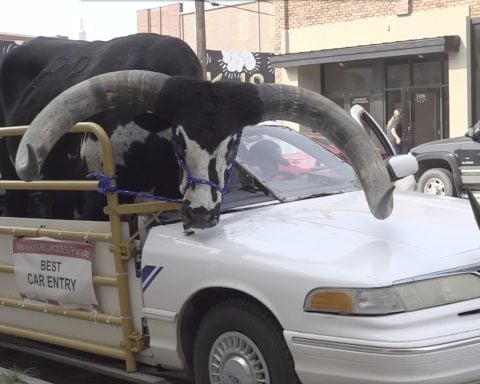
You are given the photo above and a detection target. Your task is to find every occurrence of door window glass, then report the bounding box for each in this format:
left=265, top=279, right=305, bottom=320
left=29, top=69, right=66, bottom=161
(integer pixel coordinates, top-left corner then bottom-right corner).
left=411, top=90, right=439, bottom=146
left=442, top=87, right=449, bottom=139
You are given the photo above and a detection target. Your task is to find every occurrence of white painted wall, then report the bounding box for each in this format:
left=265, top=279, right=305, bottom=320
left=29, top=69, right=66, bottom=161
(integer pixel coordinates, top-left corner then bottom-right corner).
left=279, top=4, right=471, bottom=137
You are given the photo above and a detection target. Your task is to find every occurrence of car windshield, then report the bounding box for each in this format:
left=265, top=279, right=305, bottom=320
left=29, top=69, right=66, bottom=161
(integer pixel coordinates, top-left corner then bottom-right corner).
left=222, top=124, right=361, bottom=211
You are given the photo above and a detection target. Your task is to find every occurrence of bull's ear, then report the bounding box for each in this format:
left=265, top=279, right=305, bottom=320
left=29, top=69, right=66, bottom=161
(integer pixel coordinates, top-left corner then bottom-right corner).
left=133, top=112, right=171, bottom=132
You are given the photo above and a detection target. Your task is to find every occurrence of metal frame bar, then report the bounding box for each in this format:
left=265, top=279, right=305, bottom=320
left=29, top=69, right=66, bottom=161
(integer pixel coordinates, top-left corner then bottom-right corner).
left=0, top=122, right=180, bottom=371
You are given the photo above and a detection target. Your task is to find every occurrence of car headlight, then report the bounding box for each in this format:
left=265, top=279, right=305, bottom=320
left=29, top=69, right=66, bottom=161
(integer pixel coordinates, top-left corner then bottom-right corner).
left=304, top=274, right=480, bottom=315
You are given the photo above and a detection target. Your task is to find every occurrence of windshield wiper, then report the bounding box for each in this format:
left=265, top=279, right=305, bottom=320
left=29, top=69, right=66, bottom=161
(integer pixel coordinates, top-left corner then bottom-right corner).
left=293, top=190, right=346, bottom=201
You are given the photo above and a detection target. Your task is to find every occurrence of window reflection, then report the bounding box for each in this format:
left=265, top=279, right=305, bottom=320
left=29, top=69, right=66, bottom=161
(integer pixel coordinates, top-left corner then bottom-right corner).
left=412, top=61, right=442, bottom=85
left=386, top=63, right=409, bottom=87
left=346, top=66, right=373, bottom=89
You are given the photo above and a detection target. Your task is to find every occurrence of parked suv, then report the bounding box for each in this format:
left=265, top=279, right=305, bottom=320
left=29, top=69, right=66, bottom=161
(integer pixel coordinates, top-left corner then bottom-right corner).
left=410, top=125, right=480, bottom=198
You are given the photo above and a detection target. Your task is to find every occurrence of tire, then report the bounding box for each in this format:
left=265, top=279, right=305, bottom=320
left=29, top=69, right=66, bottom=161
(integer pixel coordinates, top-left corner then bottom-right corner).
left=417, top=168, right=454, bottom=196
left=193, top=299, right=301, bottom=384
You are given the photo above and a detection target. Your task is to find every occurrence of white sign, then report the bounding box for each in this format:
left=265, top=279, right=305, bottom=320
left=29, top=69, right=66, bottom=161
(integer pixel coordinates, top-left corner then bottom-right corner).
left=13, top=237, right=99, bottom=312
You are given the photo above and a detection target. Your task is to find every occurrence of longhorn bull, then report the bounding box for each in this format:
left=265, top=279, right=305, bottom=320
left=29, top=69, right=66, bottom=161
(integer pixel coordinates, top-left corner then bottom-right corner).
left=0, top=33, right=202, bottom=221
left=2, top=35, right=395, bottom=229
left=15, top=69, right=395, bottom=227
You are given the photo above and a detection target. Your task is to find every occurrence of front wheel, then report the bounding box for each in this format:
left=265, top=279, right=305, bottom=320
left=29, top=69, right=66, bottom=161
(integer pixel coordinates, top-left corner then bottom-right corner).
left=193, top=299, right=300, bottom=384
left=417, top=168, right=454, bottom=196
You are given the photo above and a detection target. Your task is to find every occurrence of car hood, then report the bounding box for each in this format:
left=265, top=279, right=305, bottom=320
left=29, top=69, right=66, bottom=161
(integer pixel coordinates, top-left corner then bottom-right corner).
left=148, top=191, right=480, bottom=287
left=411, top=136, right=471, bottom=153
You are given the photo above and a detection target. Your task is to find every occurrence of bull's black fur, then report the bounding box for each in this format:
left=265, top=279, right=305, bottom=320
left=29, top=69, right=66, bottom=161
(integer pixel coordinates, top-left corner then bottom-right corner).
left=0, top=33, right=204, bottom=219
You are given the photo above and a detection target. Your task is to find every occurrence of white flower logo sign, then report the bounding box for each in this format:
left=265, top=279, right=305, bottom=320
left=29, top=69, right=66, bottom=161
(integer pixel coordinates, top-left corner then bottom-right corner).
left=219, top=50, right=260, bottom=80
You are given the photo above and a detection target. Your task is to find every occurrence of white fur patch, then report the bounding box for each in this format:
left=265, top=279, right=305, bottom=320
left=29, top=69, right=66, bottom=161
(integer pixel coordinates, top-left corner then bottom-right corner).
left=80, top=122, right=172, bottom=172
left=177, top=125, right=235, bottom=210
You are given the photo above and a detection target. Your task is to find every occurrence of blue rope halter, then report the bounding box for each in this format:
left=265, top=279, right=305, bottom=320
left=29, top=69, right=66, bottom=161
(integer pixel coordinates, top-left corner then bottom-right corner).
left=87, top=133, right=241, bottom=202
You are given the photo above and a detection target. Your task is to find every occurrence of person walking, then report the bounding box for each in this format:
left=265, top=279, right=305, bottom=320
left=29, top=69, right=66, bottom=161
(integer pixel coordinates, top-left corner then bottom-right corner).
left=387, top=109, right=403, bottom=154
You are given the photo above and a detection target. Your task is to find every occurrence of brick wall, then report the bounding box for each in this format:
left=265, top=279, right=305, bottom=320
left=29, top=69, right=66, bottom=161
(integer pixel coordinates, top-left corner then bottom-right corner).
left=137, top=1, right=274, bottom=53
left=137, top=3, right=182, bottom=37
left=274, top=0, right=394, bottom=31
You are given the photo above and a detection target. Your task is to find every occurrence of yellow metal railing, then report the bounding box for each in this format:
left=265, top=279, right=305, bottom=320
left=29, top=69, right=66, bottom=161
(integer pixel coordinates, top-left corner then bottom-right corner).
left=0, top=122, right=181, bottom=372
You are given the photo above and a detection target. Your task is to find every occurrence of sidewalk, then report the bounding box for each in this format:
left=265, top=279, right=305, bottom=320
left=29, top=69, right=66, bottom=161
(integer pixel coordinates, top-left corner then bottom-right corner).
left=0, top=367, right=52, bottom=384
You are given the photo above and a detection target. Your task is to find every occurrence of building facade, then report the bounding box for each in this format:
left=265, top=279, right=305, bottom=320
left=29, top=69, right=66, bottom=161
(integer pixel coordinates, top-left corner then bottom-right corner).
left=137, top=2, right=274, bottom=53
left=272, top=0, right=480, bottom=151
left=136, top=1, right=275, bottom=84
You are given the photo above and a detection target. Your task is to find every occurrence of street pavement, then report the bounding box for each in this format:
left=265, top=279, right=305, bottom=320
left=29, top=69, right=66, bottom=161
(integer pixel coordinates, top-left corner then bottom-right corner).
left=0, top=348, right=191, bottom=384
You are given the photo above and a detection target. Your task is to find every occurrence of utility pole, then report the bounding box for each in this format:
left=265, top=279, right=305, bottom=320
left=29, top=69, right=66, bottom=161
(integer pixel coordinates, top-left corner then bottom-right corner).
left=195, top=0, right=207, bottom=79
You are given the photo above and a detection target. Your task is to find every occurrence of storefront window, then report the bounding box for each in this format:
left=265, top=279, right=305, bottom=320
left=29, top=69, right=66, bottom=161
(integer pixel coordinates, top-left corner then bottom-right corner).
left=346, top=66, right=373, bottom=90
left=412, top=60, right=442, bottom=85
left=386, top=63, right=409, bottom=88
left=324, top=63, right=344, bottom=93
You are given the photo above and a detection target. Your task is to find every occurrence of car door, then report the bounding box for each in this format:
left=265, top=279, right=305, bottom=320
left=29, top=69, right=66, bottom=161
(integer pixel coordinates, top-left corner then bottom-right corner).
left=350, top=104, right=418, bottom=189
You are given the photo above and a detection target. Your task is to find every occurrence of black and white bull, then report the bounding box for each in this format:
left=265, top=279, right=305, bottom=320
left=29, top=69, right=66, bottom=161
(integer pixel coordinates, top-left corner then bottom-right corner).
left=4, top=36, right=395, bottom=229
left=0, top=33, right=202, bottom=221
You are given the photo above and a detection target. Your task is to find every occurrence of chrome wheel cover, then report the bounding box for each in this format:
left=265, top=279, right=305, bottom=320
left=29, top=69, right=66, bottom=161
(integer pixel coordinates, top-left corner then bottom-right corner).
left=424, top=178, right=446, bottom=195
left=208, top=331, right=270, bottom=384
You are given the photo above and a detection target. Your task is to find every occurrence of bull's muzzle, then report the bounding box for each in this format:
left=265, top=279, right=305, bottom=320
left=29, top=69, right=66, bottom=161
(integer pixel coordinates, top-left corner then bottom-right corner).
left=181, top=203, right=221, bottom=229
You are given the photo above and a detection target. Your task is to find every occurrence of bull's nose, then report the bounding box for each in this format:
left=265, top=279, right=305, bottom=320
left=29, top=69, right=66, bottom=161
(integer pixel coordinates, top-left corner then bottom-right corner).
left=182, top=205, right=219, bottom=229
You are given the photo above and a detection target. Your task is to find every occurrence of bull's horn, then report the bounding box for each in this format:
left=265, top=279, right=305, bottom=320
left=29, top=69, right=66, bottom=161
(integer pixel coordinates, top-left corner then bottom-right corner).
left=257, top=84, right=394, bottom=220
left=15, top=70, right=171, bottom=181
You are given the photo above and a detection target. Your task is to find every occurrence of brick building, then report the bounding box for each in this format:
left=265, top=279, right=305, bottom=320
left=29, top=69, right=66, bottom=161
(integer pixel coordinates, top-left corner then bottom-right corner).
left=137, top=1, right=275, bottom=83
left=137, top=0, right=480, bottom=148
left=137, top=2, right=274, bottom=52
left=272, top=0, right=480, bottom=151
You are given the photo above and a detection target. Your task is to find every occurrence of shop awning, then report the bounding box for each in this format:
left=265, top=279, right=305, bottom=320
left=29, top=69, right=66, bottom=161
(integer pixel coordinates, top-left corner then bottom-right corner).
left=270, top=35, right=460, bottom=68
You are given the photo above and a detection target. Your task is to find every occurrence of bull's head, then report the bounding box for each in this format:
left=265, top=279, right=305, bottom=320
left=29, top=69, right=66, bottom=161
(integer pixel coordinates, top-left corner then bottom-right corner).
left=15, top=70, right=394, bottom=229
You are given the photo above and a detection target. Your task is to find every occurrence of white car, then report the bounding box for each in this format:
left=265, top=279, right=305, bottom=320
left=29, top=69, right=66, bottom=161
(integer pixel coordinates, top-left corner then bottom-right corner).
left=139, top=118, right=480, bottom=384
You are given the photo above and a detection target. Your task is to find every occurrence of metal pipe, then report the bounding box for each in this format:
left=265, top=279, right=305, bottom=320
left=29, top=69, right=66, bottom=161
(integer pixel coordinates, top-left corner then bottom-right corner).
left=0, top=297, right=122, bottom=326
left=0, top=226, right=111, bottom=242
left=90, top=122, right=139, bottom=372
left=0, top=180, right=98, bottom=191
left=0, top=324, right=126, bottom=360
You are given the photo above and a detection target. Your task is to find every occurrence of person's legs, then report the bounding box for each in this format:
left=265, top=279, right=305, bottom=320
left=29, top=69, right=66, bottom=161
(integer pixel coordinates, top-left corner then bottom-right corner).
left=393, top=142, right=402, bottom=154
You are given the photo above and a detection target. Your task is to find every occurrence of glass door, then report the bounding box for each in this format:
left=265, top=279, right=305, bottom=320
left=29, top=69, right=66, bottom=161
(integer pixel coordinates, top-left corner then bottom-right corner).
left=385, top=90, right=408, bottom=153
left=408, top=88, right=440, bottom=148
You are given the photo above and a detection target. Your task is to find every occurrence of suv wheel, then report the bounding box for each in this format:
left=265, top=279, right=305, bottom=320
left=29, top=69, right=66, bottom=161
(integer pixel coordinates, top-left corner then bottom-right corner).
left=417, top=168, right=454, bottom=196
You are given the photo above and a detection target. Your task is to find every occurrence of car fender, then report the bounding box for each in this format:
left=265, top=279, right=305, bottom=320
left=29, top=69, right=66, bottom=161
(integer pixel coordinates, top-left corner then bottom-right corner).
left=414, top=151, right=462, bottom=196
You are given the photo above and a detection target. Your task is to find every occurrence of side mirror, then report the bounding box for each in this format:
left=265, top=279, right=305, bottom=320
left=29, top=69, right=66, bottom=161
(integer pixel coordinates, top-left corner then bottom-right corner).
left=385, top=154, right=418, bottom=181
left=349, top=104, right=395, bottom=157
left=350, top=104, right=419, bottom=181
